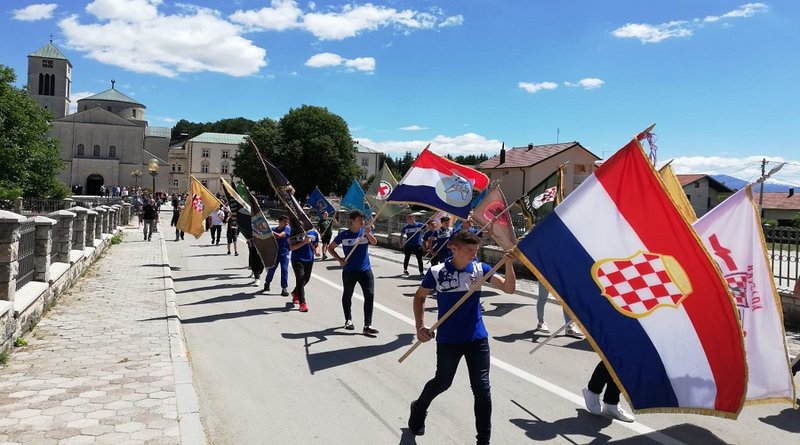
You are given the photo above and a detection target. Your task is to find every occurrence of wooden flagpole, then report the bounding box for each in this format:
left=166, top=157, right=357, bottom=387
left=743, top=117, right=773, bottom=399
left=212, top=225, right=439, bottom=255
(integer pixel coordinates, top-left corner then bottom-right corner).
left=528, top=322, right=570, bottom=355
left=342, top=200, right=388, bottom=263
left=398, top=258, right=507, bottom=363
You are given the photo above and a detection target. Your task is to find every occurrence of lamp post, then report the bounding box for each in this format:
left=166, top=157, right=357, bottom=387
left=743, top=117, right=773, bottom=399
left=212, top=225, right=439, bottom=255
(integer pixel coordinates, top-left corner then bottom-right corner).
left=131, top=169, right=142, bottom=189
left=147, top=159, right=160, bottom=233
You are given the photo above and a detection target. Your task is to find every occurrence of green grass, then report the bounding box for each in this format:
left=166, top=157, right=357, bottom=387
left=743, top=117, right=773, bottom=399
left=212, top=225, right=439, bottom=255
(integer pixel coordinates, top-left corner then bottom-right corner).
left=0, top=352, right=8, bottom=365
left=111, top=233, right=124, bottom=244
left=13, top=337, right=27, bottom=347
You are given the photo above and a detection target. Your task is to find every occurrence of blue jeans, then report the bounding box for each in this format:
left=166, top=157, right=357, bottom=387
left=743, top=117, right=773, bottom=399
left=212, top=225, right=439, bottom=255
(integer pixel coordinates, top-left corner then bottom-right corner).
left=266, top=253, right=290, bottom=289
left=536, top=281, right=571, bottom=325
left=415, top=337, right=491, bottom=445
left=341, top=269, right=375, bottom=325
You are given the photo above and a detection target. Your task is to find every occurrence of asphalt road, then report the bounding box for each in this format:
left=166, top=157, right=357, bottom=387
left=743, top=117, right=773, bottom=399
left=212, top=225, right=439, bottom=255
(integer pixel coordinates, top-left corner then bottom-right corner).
left=165, top=233, right=800, bottom=445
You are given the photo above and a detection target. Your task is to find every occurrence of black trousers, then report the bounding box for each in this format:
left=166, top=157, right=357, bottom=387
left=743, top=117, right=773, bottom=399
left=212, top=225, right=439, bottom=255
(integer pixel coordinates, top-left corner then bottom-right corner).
left=291, top=261, right=314, bottom=303
left=588, top=361, right=621, bottom=405
left=210, top=225, right=222, bottom=243
left=403, top=245, right=424, bottom=274
left=341, top=270, right=375, bottom=326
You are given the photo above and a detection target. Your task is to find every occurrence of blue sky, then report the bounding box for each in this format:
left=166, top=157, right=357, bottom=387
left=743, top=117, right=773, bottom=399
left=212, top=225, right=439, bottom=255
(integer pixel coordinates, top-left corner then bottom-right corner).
left=2, top=0, right=799, bottom=186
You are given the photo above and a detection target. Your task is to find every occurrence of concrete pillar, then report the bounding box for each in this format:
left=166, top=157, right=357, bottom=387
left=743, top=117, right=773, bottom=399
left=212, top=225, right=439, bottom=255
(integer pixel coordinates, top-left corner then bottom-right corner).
left=47, top=210, right=75, bottom=263
left=71, top=206, right=88, bottom=251
left=122, top=203, right=132, bottom=225
left=32, top=216, right=56, bottom=282
left=62, top=197, right=74, bottom=210
left=95, top=207, right=107, bottom=237
left=0, top=211, right=27, bottom=302
left=108, top=207, right=118, bottom=233
left=85, top=210, right=97, bottom=244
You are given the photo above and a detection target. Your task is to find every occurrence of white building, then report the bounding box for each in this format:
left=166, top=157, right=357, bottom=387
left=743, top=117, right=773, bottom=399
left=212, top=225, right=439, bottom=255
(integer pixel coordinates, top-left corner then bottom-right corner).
left=354, top=140, right=381, bottom=180
left=169, top=132, right=247, bottom=195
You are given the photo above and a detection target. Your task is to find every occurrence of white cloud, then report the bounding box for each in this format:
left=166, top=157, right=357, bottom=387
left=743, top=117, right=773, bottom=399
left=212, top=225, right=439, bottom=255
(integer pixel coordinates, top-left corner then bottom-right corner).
left=355, top=133, right=502, bottom=156
left=69, top=91, right=96, bottom=113
left=518, top=81, right=558, bottom=93
left=615, top=3, right=768, bottom=43
left=13, top=3, right=58, bottom=21
left=230, top=1, right=462, bottom=40
left=565, top=78, right=605, bottom=89
left=305, top=52, right=374, bottom=72
left=59, top=0, right=267, bottom=78
left=400, top=125, right=429, bottom=131
left=663, top=155, right=800, bottom=186
left=612, top=21, right=692, bottom=44
left=229, top=0, right=302, bottom=31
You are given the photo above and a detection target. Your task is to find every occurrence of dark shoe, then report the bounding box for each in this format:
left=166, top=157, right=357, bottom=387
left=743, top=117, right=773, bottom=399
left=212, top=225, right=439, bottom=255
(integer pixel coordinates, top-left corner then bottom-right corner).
left=265, top=285, right=270, bottom=292
left=344, top=320, right=354, bottom=330
left=362, top=326, right=379, bottom=336
left=280, top=288, right=289, bottom=297
left=235, top=252, right=239, bottom=256
left=408, top=401, right=426, bottom=436
left=227, top=251, right=231, bottom=255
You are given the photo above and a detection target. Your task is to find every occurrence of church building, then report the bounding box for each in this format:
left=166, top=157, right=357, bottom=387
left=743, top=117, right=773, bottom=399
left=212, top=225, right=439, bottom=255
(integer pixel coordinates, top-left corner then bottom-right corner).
left=27, top=41, right=170, bottom=195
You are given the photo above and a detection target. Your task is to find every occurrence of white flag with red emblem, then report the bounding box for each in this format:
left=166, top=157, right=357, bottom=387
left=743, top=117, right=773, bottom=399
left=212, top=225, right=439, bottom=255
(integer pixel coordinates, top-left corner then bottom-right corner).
left=366, top=163, right=405, bottom=220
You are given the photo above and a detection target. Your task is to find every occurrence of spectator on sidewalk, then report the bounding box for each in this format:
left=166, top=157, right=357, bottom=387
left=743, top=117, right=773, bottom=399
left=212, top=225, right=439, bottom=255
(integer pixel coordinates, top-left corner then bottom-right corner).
left=407, top=231, right=516, bottom=444
left=264, top=216, right=291, bottom=296
left=142, top=198, right=158, bottom=241
left=327, top=210, right=379, bottom=337
left=288, top=224, right=320, bottom=312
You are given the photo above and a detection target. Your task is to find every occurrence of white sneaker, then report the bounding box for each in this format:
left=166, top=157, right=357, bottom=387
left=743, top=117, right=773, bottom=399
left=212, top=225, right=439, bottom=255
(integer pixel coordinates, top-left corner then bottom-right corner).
left=582, top=387, right=601, bottom=415
left=565, top=323, right=584, bottom=338
left=601, top=402, right=635, bottom=422
left=536, top=321, right=550, bottom=333
left=254, top=278, right=261, bottom=287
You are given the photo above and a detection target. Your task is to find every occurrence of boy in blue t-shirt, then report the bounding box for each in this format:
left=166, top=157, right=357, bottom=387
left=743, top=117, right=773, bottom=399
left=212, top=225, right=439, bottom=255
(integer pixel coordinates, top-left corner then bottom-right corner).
left=427, top=216, right=453, bottom=266
left=408, top=230, right=516, bottom=445
left=401, top=214, right=425, bottom=276
left=288, top=225, right=320, bottom=313
left=327, top=210, right=379, bottom=336
left=264, top=216, right=291, bottom=296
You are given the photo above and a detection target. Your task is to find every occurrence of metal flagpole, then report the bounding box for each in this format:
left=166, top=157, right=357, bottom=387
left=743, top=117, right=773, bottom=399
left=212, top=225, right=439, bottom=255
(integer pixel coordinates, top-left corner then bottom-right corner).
left=399, top=259, right=506, bottom=363
left=528, top=322, right=570, bottom=355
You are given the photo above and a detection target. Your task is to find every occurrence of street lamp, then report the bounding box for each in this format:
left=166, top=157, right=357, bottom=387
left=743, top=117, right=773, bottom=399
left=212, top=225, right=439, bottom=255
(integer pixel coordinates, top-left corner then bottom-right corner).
left=147, top=159, right=159, bottom=195
left=130, top=169, right=142, bottom=189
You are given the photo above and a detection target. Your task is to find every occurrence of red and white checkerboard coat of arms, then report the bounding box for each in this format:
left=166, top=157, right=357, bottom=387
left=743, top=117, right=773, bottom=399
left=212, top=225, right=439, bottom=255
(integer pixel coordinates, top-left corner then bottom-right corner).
left=591, top=251, right=693, bottom=318
left=192, top=194, right=204, bottom=212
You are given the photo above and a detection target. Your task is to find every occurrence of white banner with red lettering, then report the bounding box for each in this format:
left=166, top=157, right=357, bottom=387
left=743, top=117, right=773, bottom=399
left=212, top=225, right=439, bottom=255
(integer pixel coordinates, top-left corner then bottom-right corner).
left=694, top=187, right=796, bottom=404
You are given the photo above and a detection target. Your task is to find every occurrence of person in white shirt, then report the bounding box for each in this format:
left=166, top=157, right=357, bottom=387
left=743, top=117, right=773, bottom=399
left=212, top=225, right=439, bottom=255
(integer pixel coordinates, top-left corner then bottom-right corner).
left=209, top=207, right=225, bottom=245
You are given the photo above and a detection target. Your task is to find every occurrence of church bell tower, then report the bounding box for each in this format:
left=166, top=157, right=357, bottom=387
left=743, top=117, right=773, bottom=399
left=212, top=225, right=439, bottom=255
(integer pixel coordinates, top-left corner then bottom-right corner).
left=27, top=39, right=72, bottom=119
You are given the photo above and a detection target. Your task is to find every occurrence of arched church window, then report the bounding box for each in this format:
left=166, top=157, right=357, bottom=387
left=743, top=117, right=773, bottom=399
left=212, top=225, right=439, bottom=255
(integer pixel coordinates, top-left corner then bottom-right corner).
left=109, top=146, right=117, bottom=158
left=38, top=73, right=44, bottom=95
left=77, top=144, right=84, bottom=156
left=93, top=145, right=101, bottom=157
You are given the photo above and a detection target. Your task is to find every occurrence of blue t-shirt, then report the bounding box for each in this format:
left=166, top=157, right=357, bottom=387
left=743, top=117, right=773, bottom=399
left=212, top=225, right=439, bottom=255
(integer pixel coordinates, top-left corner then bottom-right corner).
left=402, top=222, right=424, bottom=247
left=421, top=260, right=493, bottom=344
left=430, top=227, right=453, bottom=260
left=291, top=229, right=319, bottom=263
left=334, top=228, right=371, bottom=272
left=273, top=226, right=291, bottom=255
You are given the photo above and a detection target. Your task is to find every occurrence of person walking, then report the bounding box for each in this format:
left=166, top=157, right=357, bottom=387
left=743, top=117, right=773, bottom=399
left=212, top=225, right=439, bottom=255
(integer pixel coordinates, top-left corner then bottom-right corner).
left=142, top=198, right=158, bottom=241
left=427, top=216, right=453, bottom=266
left=582, top=361, right=635, bottom=422
left=171, top=200, right=184, bottom=241
left=248, top=239, right=265, bottom=287
left=407, top=230, right=516, bottom=444
left=536, top=281, right=583, bottom=337
left=288, top=225, right=320, bottom=312
left=401, top=214, right=425, bottom=276
left=264, top=216, right=291, bottom=296
left=209, top=206, right=225, bottom=245
left=226, top=210, right=239, bottom=255
left=317, top=210, right=335, bottom=260
left=327, top=210, right=379, bottom=336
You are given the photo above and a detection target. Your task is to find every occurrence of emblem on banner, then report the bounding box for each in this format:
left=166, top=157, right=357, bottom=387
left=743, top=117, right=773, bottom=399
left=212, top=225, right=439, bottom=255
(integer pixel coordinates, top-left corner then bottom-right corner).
left=592, top=251, right=693, bottom=318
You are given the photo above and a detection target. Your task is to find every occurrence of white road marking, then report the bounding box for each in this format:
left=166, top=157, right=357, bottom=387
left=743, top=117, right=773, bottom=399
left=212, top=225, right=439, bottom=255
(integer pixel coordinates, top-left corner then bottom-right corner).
left=314, top=273, right=686, bottom=445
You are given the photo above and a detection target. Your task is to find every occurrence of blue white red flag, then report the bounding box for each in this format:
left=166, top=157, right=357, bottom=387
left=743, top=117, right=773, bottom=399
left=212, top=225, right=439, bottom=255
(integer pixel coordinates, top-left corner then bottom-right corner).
left=694, top=186, right=795, bottom=404
left=387, top=145, right=489, bottom=219
left=514, top=137, right=747, bottom=417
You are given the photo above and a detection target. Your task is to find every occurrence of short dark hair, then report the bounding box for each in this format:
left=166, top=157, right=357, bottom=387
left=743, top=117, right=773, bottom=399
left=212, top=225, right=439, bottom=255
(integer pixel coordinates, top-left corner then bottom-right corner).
left=450, top=230, right=480, bottom=246
left=278, top=215, right=289, bottom=222
left=349, top=210, right=365, bottom=220
left=440, top=216, right=450, bottom=222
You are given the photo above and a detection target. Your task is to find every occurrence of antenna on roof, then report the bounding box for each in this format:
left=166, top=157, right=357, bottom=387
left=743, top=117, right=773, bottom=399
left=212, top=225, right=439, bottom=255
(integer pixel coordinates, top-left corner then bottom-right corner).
left=49, top=34, right=53, bottom=43
left=556, top=128, right=560, bottom=143
left=111, top=79, right=116, bottom=89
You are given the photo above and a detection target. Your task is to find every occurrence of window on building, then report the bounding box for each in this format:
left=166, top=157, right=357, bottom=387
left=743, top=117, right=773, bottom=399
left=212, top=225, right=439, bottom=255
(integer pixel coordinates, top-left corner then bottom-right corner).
left=93, top=145, right=101, bottom=157
left=201, top=148, right=209, bottom=158
left=107, top=107, right=112, bottom=112
left=361, top=158, right=368, bottom=166
left=361, top=169, right=368, bottom=180
left=77, top=144, right=84, bottom=156
left=694, top=182, right=700, bottom=188
left=201, top=179, right=208, bottom=188
left=109, top=146, right=116, bottom=158
left=177, top=164, right=182, bottom=172
left=42, top=59, right=53, bottom=68
left=173, top=180, right=179, bottom=187
left=222, top=150, right=229, bottom=159
left=201, top=162, right=209, bottom=173
left=171, top=164, right=176, bottom=172
left=50, top=75, right=54, bottom=96
left=132, top=109, right=137, bottom=118
left=38, top=73, right=44, bottom=95
left=221, top=163, right=229, bottom=174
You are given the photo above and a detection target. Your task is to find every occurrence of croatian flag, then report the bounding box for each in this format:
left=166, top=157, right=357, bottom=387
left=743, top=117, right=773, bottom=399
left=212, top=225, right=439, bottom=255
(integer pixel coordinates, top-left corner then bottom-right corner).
left=514, top=137, right=747, bottom=417
left=693, top=187, right=795, bottom=404
left=387, top=145, right=489, bottom=219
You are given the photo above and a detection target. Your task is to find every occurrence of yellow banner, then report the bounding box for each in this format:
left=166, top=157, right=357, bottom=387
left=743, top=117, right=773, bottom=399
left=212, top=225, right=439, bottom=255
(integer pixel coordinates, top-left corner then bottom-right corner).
left=176, top=176, right=221, bottom=238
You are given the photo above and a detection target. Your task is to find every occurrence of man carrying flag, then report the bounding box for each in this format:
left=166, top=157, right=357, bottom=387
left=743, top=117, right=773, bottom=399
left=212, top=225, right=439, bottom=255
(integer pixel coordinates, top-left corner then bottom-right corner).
left=308, top=187, right=336, bottom=259
left=177, top=176, right=222, bottom=239
left=513, top=131, right=747, bottom=418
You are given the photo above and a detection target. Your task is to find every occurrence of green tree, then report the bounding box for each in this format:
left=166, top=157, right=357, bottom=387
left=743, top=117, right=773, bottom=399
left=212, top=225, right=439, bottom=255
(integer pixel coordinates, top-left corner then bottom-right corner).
left=171, top=117, right=256, bottom=140
left=0, top=65, right=67, bottom=199
left=232, top=118, right=283, bottom=193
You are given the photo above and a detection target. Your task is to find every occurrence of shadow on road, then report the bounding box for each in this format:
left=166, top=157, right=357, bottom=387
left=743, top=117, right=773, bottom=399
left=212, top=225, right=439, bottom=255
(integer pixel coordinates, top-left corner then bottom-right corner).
left=171, top=273, right=242, bottom=282
left=180, top=291, right=259, bottom=306
left=281, top=328, right=414, bottom=374
left=176, top=283, right=253, bottom=294
left=179, top=306, right=290, bottom=324
left=759, top=406, right=800, bottom=433
left=482, top=302, right=533, bottom=317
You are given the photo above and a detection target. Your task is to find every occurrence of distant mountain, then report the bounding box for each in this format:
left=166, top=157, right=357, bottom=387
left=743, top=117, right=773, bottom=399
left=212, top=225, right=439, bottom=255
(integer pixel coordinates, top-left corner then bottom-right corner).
left=712, top=174, right=792, bottom=193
